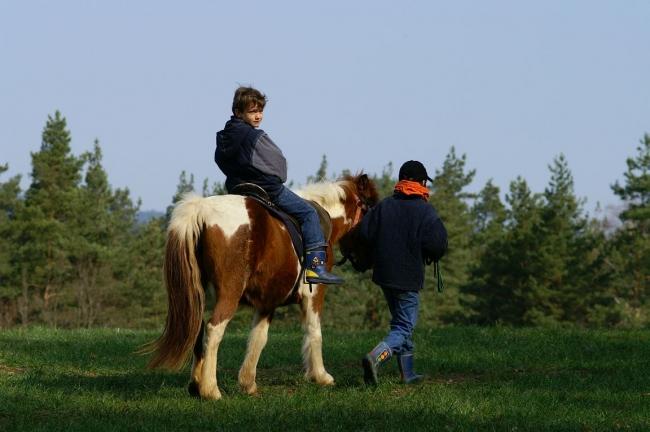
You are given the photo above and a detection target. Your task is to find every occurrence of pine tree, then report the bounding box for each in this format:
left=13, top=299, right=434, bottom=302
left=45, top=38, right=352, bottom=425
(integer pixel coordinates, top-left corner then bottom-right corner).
left=307, top=155, right=328, bottom=184
left=460, top=179, right=506, bottom=322
left=539, top=154, right=613, bottom=325
left=539, top=154, right=586, bottom=322
left=0, top=164, right=22, bottom=326
left=466, top=156, right=612, bottom=326
left=471, top=179, right=506, bottom=249
left=109, top=215, right=165, bottom=328
left=166, top=171, right=195, bottom=222
left=26, top=111, right=83, bottom=218
left=201, top=177, right=226, bottom=197
left=22, top=111, right=84, bottom=324
left=612, top=134, right=650, bottom=225
left=504, top=178, right=551, bottom=325
left=572, top=218, right=613, bottom=326
left=464, top=177, right=546, bottom=325
left=67, top=141, right=108, bottom=326
left=609, top=134, right=650, bottom=325
left=422, top=147, right=476, bottom=324
left=68, top=140, right=139, bottom=326
left=372, top=162, right=395, bottom=199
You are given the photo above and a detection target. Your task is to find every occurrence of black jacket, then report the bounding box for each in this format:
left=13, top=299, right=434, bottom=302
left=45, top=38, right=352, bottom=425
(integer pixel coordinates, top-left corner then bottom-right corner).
left=215, top=117, right=287, bottom=198
left=358, top=193, right=448, bottom=291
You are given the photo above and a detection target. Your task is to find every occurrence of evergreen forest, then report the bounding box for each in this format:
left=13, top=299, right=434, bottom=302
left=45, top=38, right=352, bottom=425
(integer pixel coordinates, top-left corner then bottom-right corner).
left=1, top=111, right=648, bottom=329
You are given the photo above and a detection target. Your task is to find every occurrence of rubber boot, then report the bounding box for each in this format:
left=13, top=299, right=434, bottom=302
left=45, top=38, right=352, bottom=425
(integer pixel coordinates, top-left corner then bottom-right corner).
left=397, top=352, right=424, bottom=384
left=362, top=341, right=392, bottom=385
left=304, top=248, right=344, bottom=285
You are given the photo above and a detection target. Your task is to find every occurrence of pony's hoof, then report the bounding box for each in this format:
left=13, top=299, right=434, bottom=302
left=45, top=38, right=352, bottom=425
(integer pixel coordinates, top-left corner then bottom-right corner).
left=306, top=371, right=335, bottom=386
left=240, top=382, right=258, bottom=395
left=238, top=369, right=258, bottom=395
left=188, top=381, right=200, bottom=398
left=318, top=372, right=335, bottom=386
left=200, top=385, right=222, bottom=400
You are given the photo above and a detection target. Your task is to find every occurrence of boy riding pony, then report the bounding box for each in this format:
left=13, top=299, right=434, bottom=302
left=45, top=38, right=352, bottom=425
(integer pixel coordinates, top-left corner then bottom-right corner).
left=215, top=86, right=342, bottom=285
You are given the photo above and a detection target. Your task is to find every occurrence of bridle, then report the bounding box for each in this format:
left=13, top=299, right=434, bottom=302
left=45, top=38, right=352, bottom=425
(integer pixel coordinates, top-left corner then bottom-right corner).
left=351, top=197, right=365, bottom=227
left=336, top=192, right=373, bottom=267
left=350, top=188, right=375, bottom=226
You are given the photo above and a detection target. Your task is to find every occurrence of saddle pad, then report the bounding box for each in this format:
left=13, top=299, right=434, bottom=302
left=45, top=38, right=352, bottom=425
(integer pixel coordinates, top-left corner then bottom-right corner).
left=250, top=195, right=305, bottom=259
left=241, top=195, right=332, bottom=261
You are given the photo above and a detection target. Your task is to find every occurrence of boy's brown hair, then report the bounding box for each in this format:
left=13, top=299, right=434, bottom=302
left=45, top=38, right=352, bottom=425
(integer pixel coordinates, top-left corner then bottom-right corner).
left=232, top=86, right=267, bottom=115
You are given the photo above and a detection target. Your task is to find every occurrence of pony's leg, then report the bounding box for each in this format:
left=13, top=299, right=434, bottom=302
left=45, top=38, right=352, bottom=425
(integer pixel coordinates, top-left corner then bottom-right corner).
left=300, top=288, right=334, bottom=385
left=187, top=320, right=205, bottom=397
left=198, top=300, right=238, bottom=400
left=238, top=310, right=272, bottom=395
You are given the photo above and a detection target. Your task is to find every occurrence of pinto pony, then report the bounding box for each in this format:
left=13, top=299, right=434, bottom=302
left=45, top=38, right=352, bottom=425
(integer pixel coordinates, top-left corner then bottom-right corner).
left=145, top=174, right=378, bottom=400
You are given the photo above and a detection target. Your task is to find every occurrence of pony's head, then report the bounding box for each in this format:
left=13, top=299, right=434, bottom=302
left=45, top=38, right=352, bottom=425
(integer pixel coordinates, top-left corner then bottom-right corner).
left=340, top=172, right=379, bottom=209
left=338, top=172, right=379, bottom=225
left=296, top=172, right=379, bottom=245
left=335, top=173, right=379, bottom=272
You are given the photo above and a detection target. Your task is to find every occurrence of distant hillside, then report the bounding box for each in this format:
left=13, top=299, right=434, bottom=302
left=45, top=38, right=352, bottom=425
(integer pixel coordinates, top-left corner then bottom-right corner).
left=137, top=210, right=164, bottom=224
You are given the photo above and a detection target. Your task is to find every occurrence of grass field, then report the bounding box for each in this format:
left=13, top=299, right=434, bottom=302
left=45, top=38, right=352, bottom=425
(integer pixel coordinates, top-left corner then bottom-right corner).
left=1, top=325, right=649, bottom=431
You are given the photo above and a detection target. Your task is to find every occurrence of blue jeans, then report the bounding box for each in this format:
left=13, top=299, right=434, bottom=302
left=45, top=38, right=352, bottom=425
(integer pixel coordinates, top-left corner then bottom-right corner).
left=274, top=186, right=327, bottom=251
left=381, top=288, right=420, bottom=355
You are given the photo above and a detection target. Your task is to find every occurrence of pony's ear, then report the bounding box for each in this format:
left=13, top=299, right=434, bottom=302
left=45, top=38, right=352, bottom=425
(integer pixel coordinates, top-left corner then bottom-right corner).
left=357, top=173, right=369, bottom=191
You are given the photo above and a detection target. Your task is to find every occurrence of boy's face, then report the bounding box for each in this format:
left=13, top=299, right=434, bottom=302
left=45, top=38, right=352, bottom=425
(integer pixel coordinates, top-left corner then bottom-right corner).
left=237, top=104, right=263, bottom=128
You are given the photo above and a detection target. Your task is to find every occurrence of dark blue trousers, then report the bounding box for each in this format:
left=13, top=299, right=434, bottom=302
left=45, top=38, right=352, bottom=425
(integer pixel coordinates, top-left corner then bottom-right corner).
left=381, top=288, right=420, bottom=355
left=274, top=186, right=327, bottom=251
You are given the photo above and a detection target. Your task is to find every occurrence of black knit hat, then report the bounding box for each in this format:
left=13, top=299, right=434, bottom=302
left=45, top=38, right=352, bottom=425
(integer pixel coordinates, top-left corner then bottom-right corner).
left=398, top=160, right=433, bottom=183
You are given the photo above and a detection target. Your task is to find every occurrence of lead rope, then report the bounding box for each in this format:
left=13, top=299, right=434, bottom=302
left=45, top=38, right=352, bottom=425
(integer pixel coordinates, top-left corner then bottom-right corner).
left=433, top=261, right=444, bottom=293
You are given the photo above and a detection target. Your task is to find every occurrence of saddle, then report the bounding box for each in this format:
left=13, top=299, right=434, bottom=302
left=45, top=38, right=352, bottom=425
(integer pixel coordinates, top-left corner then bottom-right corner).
left=230, top=183, right=332, bottom=261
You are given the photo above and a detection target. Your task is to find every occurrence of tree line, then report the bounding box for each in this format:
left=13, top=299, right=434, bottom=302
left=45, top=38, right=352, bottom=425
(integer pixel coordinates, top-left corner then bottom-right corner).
left=0, top=111, right=648, bottom=329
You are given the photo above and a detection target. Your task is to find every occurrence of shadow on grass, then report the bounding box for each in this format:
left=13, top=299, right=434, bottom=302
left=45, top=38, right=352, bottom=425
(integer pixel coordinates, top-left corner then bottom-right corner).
left=3, top=383, right=642, bottom=432
left=2, top=327, right=650, bottom=431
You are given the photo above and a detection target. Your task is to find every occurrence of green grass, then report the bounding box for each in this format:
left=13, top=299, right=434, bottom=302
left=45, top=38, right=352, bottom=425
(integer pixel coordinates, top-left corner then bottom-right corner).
left=1, top=325, right=649, bottom=431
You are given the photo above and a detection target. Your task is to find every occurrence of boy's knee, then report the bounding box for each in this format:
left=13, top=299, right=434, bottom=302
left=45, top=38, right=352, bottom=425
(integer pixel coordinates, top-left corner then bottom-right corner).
left=305, top=207, right=319, bottom=221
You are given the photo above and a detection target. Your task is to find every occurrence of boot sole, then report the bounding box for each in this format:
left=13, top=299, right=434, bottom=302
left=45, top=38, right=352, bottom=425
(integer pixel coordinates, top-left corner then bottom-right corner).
left=305, top=278, right=344, bottom=285
left=403, top=374, right=424, bottom=384
left=362, top=355, right=378, bottom=385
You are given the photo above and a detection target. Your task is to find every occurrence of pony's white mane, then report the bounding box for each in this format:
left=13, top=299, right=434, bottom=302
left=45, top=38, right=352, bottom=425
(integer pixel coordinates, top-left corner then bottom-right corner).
left=294, top=181, right=348, bottom=219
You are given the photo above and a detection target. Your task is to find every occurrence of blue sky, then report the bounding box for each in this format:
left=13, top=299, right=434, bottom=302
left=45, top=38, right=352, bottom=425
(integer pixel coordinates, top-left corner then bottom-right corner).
left=1, top=1, right=649, bottom=213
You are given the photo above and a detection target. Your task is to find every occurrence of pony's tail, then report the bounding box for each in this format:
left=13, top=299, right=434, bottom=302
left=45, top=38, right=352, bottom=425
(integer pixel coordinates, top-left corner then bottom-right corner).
left=143, top=201, right=205, bottom=370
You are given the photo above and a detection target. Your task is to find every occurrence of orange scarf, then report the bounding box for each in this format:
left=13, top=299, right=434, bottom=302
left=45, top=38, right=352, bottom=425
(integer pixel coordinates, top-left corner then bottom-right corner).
left=394, top=180, right=429, bottom=201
